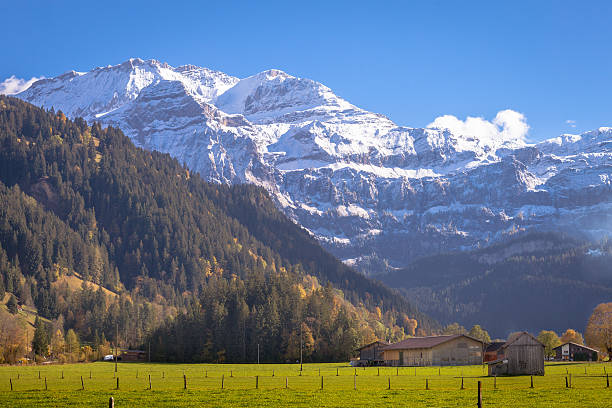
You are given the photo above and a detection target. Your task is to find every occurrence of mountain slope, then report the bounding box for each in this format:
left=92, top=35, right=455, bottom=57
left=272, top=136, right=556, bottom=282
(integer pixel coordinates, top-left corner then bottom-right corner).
left=15, top=58, right=612, bottom=274
left=0, top=96, right=436, bottom=362
left=381, top=233, right=612, bottom=337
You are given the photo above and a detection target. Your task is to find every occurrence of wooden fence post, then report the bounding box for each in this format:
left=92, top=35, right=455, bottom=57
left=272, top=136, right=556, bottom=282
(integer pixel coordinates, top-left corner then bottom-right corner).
left=318, top=368, right=320, bottom=376
left=221, top=374, right=224, bottom=389
left=272, top=369, right=274, bottom=377
left=396, top=368, right=399, bottom=376
left=136, top=370, right=138, bottom=378
left=10, top=378, right=13, bottom=391
left=607, top=373, right=609, bottom=388
left=426, top=378, right=429, bottom=390
left=230, top=370, right=233, bottom=378
left=439, top=368, right=441, bottom=376
left=45, top=377, right=47, bottom=391
left=477, top=381, right=482, bottom=408
left=336, top=368, right=339, bottom=376
left=378, top=367, right=380, bottom=376
left=148, top=374, right=151, bottom=390
left=388, top=377, right=391, bottom=390
left=39, top=371, right=41, bottom=379
left=530, top=376, right=533, bottom=389
left=109, top=397, right=114, bottom=408
left=354, top=373, right=357, bottom=390
left=285, top=377, right=288, bottom=389
left=565, top=376, right=568, bottom=388
left=61, top=371, right=64, bottom=379
left=116, top=377, right=119, bottom=390
left=162, top=371, right=165, bottom=379
left=321, top=376, right=323, bottom=390
left=461, top=377, right=464, bottom=390
left=255, top=375, right=258, bottom=389
left=183, top=374, right=187, bottom=390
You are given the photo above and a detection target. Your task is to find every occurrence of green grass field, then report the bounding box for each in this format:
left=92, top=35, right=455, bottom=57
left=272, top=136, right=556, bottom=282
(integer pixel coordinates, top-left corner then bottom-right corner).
left=0, top=361, right=609, bottom=407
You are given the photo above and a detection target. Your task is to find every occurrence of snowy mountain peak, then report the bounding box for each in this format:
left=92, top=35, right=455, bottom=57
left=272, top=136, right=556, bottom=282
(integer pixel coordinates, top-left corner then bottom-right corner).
left=14, top=59, right=612, bottom=274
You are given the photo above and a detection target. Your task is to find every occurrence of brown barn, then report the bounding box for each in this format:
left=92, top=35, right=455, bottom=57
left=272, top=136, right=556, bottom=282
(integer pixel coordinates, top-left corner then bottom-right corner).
left=484, top=342, right=505, bottom=362
left=120, top=349, right=147, bottom=362
left=355, top=341, right=389, bottom=365
left=487, top=332, right=544, bottom=376
left=382, top=334, right=484, bottom=366
left=553, top=342, right=599, bottom=361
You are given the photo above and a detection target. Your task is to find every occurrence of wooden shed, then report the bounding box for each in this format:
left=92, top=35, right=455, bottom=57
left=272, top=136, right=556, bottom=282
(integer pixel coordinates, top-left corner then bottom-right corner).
left=488, top=332, right=544, bottom=376
left=382, top=334, right=484, bottom=366
left=355, top=341, right=389, bottom=365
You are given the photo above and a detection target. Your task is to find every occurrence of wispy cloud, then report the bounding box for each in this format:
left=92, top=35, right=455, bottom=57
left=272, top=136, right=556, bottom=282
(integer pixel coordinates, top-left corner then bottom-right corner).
left=565, top=119, right=577, bottom=128
left=427, top=109, right=530, bottom=143
left=0, top=75, right=44, bottom=95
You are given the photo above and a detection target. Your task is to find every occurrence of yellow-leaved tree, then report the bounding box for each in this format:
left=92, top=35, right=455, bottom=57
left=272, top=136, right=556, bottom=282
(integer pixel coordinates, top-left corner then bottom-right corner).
left=560, top=329, right=584, bottom=345
left=585, top=302, right=612, bottom=358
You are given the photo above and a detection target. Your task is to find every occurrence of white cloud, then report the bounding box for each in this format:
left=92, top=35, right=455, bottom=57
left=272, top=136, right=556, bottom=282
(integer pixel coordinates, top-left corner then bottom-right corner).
left=566, top=119, right=576, bottom=128
left=427, top=109, right=530, bottom=144
left=0, top=75, right=44, bottom=95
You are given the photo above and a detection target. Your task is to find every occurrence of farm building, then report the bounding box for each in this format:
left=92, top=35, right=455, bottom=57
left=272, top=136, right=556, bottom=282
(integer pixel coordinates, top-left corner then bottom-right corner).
left=487, top=332, right=544, bottom=376
left=120, top=349, right=147, bottom=362
left=553, top=342, right=599, bottom=361
left=382, top=334, right=484, bottom=366
left=355, top=341, right=389, bottom=366
left=484, top=342, right=505, bottom=362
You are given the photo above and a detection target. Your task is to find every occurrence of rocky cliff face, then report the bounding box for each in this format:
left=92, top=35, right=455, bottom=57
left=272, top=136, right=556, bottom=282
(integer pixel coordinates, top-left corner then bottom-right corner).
left=17, top=58, right=612, bottom=274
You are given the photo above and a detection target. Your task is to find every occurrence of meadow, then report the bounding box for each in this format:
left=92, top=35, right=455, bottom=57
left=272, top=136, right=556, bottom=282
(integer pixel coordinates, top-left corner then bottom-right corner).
left=0, top=361, right=610, bottom=407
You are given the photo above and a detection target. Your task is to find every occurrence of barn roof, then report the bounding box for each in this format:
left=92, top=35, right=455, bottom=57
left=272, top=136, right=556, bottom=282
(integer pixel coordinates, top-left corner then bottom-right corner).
left=552, top=342, right=600, bottom=353
left=356, top=340, right=390, bottom=351
left=502, top=332, right=544, bottom=349
left=485, top=342, right=505, bottom=352
left=383, top=334, right=483, bottom=351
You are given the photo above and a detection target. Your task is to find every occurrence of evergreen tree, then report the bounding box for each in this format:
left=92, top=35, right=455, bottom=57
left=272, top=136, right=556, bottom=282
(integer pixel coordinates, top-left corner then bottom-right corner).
left=6, top=294, right=18, bottom=315
left=32, top=317, right=49, bottom=357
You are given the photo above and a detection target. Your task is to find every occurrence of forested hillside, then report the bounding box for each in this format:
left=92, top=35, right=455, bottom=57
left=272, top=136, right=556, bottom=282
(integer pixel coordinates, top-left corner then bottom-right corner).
left=0, top=96, right=435, bottom=363
left=381, top=233, right=612, bottom=338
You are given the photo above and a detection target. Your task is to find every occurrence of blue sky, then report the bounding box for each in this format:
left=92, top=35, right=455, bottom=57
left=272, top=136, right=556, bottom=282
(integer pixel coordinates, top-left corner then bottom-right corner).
left=2, top=0, right=611, bottom=140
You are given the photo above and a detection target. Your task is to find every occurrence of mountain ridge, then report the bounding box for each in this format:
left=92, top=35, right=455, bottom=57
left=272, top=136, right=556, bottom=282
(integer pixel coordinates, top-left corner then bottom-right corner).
left=16, top=58, right=612, bottom=273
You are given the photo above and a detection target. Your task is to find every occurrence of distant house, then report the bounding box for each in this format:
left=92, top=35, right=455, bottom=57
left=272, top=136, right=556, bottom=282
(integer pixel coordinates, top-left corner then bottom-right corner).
left=355, top=341, right=389, bottom=366
left=120, top=349, right=147, bottom=362
left=487, top=332, right=544, bottom=376
left=553, top=342, right=599, bottom=362
left=484, top=342, right=505, bottom=362
left=382, top=334, right=484, bottom=366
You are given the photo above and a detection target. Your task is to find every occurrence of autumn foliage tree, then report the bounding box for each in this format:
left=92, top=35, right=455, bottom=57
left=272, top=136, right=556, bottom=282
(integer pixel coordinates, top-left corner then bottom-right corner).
left=468, top=325, right=491, bottom=343
left=585, top=302, right=612, bottom=358
left=560, top=329, right=584, bottom=345
left=537, top=330, right=561, bottom=358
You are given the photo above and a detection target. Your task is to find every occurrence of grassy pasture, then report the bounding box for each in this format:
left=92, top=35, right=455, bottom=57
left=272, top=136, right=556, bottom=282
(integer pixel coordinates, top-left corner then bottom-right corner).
left=0, top=361, right=610, bottom=407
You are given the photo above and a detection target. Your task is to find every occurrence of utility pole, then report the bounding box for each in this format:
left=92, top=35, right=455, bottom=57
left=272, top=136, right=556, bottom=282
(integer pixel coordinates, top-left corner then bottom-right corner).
left=115, top=324, right=118, bottom=373
left=300, top=324, right=303, bottom=372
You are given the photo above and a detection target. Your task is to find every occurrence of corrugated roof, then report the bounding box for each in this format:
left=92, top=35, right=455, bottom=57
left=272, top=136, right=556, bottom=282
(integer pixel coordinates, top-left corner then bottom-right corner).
left=383, top=334, right=481, bottom=350
left=552, top=342, right=600, bottom=353
left=356, top=340, right=390, bottom=351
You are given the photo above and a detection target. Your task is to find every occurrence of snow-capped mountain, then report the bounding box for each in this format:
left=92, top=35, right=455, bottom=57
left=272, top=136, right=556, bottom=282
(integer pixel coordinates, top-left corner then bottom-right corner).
left=16, top=58, right=612, bottom=274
